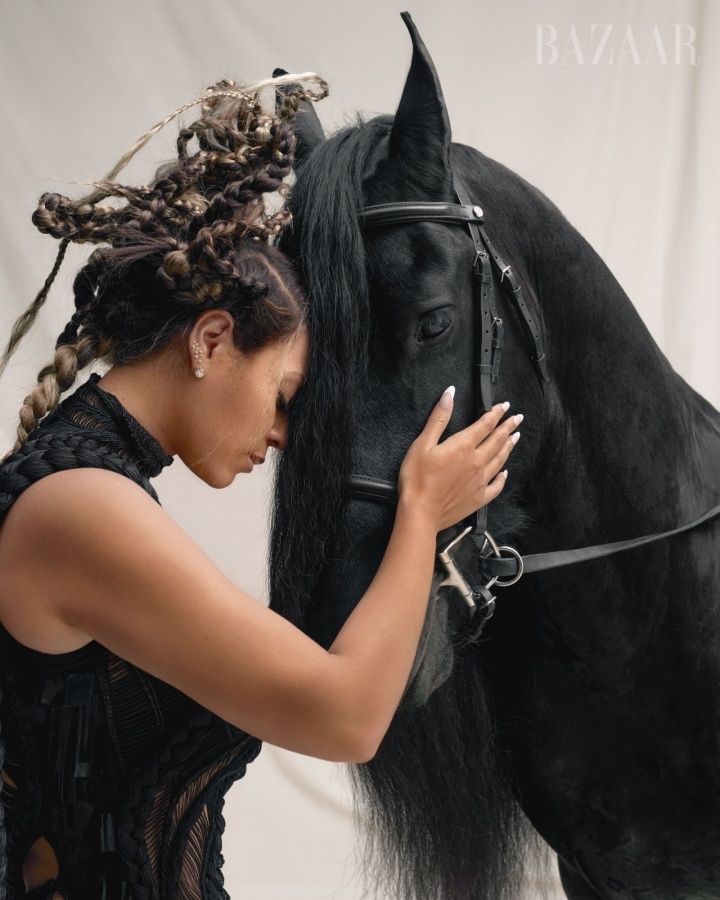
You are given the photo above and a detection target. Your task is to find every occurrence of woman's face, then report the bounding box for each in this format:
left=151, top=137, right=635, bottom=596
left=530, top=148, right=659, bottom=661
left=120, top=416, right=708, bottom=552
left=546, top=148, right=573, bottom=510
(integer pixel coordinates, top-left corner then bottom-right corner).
left=177, top=323, right=308, bottom=488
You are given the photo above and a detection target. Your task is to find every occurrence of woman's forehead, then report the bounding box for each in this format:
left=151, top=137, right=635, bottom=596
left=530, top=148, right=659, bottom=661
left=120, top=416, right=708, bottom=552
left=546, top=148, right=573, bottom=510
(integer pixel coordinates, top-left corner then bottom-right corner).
left=281, top=329, right=309, bottom=376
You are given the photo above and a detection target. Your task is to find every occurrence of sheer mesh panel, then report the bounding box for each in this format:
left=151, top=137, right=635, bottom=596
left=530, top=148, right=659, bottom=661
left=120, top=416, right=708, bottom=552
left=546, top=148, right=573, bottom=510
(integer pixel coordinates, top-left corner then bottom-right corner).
left=151, top=752, right=238, bottom=898
left=177, top=804, right=209, bottom=900
left=143, top=784, right=172, bottom=887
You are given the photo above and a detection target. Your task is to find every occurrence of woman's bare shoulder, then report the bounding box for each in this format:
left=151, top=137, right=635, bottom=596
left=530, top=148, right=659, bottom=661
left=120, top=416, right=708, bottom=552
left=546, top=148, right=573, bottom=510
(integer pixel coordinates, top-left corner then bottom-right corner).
left=0, top=467, right=212, bottom=626
left=2, top=466, right=160, bottom=529
left=0, top=468, right=170, bottom=601
left=0, top=469, right=169, bottom=652
left=0, top=467, right=366, bottom=760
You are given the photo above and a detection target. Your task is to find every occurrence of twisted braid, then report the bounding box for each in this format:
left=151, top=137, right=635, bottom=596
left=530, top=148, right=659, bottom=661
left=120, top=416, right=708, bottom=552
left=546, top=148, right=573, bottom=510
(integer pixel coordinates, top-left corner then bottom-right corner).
left=0, top=73, right=326, bottom=381
left=0, top=433, right=160, bottom=526
left=12, top=331, right=111, bottom=453
left=0, top=239, right=69, bottom=380
left=26, top=76, right=325, bottom=255
left=1, top=73, right=325, bottom=457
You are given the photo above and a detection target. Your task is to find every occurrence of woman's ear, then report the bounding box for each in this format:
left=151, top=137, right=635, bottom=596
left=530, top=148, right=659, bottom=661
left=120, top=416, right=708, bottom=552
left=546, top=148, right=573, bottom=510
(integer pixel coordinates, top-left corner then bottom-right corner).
left=187, top=310, right=236, bottom=374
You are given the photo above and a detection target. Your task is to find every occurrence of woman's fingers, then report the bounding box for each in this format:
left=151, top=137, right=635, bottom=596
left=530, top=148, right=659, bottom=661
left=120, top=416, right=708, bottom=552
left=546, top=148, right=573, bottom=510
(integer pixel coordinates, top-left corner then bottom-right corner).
left=483, top=428, right=518, bottom=481
left=483, top=469, right=509, bottom=504
left=417, top=386, right=455, bottom=447
left=398, top=390, right=522, bottom=533
left=460, top=401, right=510, bottom=448
left=447, top=402, right=520, bottom=502
left=471, top=409, right=521, bottom=450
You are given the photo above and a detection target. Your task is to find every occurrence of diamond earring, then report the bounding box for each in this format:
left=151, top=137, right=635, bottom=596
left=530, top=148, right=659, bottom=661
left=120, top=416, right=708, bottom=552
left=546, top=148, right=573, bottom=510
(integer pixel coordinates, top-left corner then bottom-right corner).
left=192, top=340, right=205, bottom=379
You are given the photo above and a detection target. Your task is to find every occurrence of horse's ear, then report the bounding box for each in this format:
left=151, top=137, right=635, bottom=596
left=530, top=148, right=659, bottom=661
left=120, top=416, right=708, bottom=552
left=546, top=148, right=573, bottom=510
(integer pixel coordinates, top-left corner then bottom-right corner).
left=273, top=68, right=326, bottom=168
left=389, top=13, right=452, bottom=180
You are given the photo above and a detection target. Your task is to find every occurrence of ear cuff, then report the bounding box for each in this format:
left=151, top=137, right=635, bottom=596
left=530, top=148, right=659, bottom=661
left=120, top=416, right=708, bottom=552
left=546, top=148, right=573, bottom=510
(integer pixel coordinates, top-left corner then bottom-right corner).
left=192, top=340, right=205, bottom=378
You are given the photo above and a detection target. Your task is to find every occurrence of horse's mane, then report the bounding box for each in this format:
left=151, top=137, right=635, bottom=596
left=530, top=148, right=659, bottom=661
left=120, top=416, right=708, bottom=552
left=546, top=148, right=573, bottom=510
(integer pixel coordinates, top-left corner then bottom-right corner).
left=271, top=116, right=547, bottom=899
left=270, top=116, right=385, bottom=626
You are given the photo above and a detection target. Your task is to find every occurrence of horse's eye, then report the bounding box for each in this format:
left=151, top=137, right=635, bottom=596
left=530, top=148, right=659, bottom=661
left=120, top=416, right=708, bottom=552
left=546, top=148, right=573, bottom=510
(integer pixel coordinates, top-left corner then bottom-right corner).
left=418, top=309, right=452, bottom=341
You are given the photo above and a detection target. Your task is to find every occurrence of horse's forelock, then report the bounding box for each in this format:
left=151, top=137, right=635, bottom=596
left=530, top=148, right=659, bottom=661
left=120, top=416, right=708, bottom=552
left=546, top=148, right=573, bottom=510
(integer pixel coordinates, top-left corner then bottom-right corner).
left=270, top=117, right=390, bottom=625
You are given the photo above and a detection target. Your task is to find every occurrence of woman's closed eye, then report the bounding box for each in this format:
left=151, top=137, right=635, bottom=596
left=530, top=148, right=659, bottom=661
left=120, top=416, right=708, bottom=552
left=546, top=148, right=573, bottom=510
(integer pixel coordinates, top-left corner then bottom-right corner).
left=278, top=368, right=306, bottom=415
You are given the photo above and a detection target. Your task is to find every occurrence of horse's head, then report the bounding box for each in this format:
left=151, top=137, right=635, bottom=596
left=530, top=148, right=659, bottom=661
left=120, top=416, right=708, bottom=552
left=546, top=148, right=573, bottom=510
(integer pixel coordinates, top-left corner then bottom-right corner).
left=272, top=14, right=547, bottom=708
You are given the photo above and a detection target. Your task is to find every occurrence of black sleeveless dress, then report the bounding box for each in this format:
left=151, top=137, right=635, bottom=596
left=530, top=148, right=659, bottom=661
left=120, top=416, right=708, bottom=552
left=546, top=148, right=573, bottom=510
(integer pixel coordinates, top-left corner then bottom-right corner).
left=0, top=375, right=262, bottom=899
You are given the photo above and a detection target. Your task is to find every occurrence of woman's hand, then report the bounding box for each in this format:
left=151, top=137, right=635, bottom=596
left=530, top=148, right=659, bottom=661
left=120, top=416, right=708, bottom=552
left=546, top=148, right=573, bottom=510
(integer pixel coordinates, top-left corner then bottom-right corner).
left=398, top=388, right=521, bottom=533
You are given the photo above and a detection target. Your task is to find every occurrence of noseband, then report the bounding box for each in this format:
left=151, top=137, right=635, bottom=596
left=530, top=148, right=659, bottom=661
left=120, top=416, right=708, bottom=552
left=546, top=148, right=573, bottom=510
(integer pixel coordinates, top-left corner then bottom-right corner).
left=348, top=177, right=720, bottom=641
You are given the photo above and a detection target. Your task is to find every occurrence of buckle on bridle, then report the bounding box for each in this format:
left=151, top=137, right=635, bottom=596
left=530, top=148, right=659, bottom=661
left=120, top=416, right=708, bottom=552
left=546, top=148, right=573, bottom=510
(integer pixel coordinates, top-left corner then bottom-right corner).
left=478, top=530, right=524, bottom=587
left=438, top=526, right=479, bottom=617
left=473, top=249, right=489, bottom=268
left=438, top=525, right=524, bottom=628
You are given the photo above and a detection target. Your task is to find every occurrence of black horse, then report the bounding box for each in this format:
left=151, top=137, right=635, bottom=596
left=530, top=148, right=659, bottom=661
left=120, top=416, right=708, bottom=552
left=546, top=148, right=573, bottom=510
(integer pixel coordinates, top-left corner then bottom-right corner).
left=270, top=14, right=720, bottom=900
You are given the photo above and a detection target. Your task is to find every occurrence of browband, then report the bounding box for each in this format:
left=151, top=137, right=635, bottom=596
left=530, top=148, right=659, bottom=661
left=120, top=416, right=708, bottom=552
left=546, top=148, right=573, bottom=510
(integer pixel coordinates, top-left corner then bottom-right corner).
left=359, top=201, right=485, bottom=228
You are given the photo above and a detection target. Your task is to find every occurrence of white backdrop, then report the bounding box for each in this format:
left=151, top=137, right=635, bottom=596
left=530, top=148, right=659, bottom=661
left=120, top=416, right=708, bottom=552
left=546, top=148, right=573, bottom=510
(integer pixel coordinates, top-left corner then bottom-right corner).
left=1, top=1, right=718, bottom=897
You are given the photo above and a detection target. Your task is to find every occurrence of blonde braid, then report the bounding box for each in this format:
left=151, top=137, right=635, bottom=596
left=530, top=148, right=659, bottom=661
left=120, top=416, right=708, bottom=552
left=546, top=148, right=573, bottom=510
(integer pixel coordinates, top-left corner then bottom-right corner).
left=0, top=239, right=70, bottom=379
left=13, top=333, right=111, bottom=453
left=104, top=74, right=327, bottom=184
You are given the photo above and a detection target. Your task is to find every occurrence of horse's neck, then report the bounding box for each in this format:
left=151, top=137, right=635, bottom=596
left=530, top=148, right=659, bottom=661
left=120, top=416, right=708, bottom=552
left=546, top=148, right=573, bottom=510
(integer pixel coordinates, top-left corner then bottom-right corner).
left=530, top=222, right=720, bottom=552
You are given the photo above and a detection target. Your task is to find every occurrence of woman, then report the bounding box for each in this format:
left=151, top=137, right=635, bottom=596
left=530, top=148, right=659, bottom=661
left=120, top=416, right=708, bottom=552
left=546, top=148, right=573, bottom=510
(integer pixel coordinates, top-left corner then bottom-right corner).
left=0, top=76, right=521, bottom=898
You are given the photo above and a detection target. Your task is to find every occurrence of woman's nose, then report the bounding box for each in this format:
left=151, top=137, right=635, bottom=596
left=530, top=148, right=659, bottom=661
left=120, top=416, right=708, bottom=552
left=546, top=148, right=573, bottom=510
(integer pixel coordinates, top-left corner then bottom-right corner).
left=267, top=418, right=289, bottom=452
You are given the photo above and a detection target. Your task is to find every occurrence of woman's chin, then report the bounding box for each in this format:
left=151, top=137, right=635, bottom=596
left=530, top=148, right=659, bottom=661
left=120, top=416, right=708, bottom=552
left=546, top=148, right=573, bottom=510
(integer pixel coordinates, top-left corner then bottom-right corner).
left=185, top=459, right=240, bottom=490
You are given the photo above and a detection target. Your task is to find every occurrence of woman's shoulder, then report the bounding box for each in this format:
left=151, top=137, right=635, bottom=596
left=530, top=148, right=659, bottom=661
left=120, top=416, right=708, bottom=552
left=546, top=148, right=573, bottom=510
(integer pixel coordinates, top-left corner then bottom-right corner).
left=2, top=466, right=159, bottom=548
left=0, top=466, right=174, bottom=593
left=0, top=469, right=160, bottom=655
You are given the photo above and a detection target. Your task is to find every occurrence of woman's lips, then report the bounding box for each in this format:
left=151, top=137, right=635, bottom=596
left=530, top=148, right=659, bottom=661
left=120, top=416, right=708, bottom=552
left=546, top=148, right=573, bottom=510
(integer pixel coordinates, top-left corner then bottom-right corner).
left=250, top=454, right=265, bottom=465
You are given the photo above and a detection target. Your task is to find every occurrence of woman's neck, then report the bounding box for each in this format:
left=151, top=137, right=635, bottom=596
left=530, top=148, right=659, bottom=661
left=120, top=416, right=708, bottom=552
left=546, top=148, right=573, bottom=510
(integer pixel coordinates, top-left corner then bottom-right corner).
left=97, top=354, right=182, bottom=458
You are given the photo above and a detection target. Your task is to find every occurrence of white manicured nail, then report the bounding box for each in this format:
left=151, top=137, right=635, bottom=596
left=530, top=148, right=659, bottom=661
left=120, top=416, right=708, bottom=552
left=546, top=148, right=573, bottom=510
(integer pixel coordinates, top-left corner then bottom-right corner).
left=511, top=431, right=521, bottom=445
left=439, top=386, right=455, bottom=409
left=514, top=413, right=524, bottom=425
left=501, top=401, right=510, bottom=412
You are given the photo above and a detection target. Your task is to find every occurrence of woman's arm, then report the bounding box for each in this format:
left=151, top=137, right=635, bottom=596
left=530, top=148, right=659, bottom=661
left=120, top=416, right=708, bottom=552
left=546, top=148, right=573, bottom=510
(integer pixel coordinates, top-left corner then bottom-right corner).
left=0, top=398, right=518, bottom=763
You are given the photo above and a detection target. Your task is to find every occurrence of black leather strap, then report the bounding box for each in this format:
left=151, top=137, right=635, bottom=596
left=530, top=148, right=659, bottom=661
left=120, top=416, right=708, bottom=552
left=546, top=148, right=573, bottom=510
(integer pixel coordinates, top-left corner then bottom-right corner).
left=348, top=476, right=399, bottom=505
left=348, top=474, right=720, bottom=584
left=476, top=223, right=549, bottom=384
left=452, top=178, right=499, bottom=415
left=475, top=501, right=720, bottom=581
left=359, top=202, right=484, bottom=228
left=451, top=179, right=492, bottom=535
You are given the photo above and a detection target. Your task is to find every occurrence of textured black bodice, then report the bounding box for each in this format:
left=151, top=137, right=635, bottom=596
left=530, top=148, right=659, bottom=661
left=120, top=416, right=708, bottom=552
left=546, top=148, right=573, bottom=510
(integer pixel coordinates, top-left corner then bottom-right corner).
left=0, top=375, right=262, bottom=898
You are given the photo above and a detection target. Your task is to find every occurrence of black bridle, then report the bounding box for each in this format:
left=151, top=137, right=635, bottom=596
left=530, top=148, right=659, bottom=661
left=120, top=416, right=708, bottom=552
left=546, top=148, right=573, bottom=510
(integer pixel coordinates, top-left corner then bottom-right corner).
left=348, top=178, right=720, bottom=639
left=358, top=180, right=549, bottom=415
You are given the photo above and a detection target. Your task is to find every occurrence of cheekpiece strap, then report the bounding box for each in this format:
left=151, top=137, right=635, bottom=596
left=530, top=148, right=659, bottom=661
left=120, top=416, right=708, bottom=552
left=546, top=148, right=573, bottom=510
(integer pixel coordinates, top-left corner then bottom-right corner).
left=475, top=223, right=549, bottom=385
left=452, top=178, right=501, bottom=414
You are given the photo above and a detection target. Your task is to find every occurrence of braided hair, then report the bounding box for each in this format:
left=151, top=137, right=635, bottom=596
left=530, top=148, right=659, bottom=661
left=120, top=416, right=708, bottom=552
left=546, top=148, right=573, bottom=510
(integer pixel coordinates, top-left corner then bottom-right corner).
left=0, top=74, right=328, bottom=454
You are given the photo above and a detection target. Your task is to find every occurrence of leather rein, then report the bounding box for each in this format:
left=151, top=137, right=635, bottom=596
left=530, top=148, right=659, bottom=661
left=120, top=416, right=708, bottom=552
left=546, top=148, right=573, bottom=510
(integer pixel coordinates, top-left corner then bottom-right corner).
left=347, top=177, right=720, bottom=638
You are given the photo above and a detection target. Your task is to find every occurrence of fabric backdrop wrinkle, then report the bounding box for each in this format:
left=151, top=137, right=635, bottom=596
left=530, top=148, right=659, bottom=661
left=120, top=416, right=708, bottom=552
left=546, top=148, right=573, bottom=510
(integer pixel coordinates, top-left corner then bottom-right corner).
left=0, top=2, right=717, bottom=897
